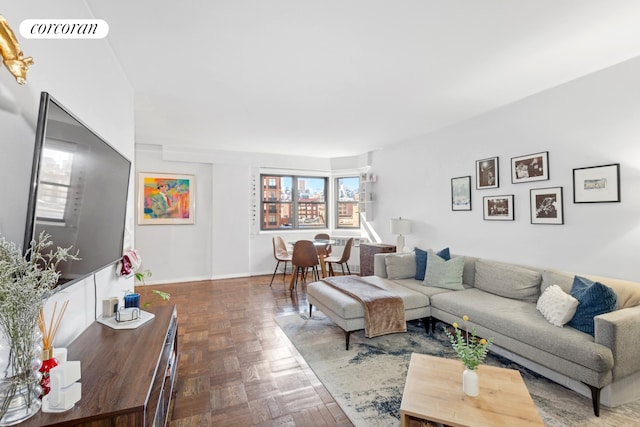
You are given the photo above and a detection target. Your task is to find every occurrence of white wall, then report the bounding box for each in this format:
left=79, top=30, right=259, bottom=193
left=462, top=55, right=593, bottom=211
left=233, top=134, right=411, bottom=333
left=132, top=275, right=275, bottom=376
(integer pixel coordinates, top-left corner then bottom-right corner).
left=0, top=3, right=134, bottom=345
left=0, top=109, right=34, bottom=244
left=370, top=57, right=640, bottom=281
left=134, top=145, right=214, bottom=283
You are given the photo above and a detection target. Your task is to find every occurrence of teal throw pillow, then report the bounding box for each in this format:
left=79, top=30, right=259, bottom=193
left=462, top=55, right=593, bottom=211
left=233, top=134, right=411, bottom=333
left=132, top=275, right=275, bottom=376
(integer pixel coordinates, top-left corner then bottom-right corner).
left=423, top=250, right=464, bottom=290
left=567, top=276, right=617, bottom=336
left=415, top=247, right=450, bottom=281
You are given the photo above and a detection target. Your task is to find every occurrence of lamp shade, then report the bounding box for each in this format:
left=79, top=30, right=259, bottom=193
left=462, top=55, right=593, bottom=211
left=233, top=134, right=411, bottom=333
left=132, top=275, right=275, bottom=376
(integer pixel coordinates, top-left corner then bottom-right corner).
left=390, top=218, right=411, bottom=235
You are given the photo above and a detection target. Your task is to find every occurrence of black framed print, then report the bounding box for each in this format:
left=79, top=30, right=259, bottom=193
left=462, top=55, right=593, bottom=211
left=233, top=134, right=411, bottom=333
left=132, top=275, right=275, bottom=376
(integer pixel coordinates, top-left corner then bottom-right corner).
left=451, top=176, right=471, bottom=211
left=530, top=187, right=563, bottom=225
left=511, top=151, right=549, bottom=184
left=483, top=195, right=514, bottom=221
left=573, top=163, right=620, bottom=203
left=476, top=157, right=499, bottom=189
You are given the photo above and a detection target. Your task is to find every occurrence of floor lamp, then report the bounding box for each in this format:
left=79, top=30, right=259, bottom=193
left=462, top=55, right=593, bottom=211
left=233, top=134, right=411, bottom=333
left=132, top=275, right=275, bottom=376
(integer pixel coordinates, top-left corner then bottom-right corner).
left=390, top=217, right=411, bottom=252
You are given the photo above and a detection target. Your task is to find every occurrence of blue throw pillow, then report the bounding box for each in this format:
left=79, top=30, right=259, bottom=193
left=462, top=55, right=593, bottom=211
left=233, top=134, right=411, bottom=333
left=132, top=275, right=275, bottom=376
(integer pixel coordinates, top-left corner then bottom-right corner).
left=567, top=276, right=617, bottom=336
left=414, top=247, right=450, bottom=281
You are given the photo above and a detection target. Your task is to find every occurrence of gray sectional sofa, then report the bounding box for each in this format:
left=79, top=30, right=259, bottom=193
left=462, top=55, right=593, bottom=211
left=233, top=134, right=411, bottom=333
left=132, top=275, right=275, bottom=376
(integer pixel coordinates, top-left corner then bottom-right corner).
left=306, top=251, right=640, bottom=417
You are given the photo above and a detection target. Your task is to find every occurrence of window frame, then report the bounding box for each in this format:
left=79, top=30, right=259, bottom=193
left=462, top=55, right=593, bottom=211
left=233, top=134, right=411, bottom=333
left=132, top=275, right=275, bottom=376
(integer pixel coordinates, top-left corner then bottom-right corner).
left=260, top=174, right=328, bottom=231
left=335, top=175, right=360, bottom=229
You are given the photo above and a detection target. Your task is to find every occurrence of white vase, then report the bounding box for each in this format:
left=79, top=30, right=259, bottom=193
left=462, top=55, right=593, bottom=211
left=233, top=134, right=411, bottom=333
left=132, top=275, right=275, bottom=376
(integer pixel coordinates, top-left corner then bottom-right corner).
left=462, top=368, right=479, bottom=397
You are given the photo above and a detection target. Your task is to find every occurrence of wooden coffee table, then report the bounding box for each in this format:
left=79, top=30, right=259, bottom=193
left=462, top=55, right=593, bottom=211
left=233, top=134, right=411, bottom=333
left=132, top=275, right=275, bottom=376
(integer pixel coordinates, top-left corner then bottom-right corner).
left=400, top=353, right=544, bottom=427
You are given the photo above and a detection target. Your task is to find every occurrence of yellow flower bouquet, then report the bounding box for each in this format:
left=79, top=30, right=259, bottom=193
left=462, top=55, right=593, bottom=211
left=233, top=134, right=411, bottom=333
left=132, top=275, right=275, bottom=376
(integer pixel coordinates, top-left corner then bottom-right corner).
left=444, top=315, right=493, bottom=370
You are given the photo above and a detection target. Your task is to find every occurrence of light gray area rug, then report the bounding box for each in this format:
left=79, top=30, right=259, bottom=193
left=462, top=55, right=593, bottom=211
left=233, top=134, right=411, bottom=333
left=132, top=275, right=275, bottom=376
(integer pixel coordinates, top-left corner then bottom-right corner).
left=275, top=312, right=640, bottom=427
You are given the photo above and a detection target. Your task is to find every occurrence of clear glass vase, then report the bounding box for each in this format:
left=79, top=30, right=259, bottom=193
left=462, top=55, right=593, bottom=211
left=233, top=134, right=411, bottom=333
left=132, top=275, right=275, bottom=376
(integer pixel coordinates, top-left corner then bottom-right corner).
left=462, top=368, right=479, bottom=397
left=0, top=329, right=43, bottom=426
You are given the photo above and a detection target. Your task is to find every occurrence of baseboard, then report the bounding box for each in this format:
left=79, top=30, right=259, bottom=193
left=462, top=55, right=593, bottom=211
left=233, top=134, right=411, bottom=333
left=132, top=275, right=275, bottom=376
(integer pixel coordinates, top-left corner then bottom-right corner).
left=140, top=275, right=212, bottom=285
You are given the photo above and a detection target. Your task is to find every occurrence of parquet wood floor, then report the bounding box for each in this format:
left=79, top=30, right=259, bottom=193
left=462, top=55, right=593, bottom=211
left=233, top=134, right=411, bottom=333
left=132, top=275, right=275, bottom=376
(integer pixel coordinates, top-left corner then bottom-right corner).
left=139, top=274, right=353, bottom=427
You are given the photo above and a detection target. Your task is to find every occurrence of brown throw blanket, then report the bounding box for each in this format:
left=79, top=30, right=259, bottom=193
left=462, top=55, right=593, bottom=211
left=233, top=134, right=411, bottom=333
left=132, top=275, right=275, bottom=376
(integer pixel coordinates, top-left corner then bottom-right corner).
left=322, top=275, right=406, bottom=338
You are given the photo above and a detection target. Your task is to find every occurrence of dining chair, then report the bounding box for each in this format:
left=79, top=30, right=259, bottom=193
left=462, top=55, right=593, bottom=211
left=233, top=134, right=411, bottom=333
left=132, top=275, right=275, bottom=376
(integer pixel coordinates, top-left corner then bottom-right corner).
left=325, top=237, right=354, bottom=276
left=291, top=240, right=320, bottom=290
left=314, top=233, right=332, bottom=257
left=269, top=236, right=293, bottom=286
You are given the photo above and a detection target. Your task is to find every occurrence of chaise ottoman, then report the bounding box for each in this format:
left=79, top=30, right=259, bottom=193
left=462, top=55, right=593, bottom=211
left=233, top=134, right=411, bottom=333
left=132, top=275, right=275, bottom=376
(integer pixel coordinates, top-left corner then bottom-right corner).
left=306, top=275, right=431, bottom=350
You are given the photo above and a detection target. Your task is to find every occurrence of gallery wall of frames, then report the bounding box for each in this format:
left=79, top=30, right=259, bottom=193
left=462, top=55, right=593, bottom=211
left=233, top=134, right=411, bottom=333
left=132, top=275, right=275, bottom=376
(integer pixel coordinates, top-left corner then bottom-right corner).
left=450, top=151, right=620, bottom=225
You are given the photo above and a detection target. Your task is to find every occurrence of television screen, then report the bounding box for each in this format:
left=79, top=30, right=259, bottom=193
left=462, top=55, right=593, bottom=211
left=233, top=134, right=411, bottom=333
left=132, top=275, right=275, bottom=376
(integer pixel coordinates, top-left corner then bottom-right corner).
left=23, top=92, right=131, bottom=289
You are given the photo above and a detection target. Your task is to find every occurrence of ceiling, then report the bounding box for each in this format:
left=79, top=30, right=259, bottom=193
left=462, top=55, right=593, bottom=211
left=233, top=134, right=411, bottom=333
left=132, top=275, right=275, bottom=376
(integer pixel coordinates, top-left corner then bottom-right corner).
left=85, top=1, right=640, bottom=158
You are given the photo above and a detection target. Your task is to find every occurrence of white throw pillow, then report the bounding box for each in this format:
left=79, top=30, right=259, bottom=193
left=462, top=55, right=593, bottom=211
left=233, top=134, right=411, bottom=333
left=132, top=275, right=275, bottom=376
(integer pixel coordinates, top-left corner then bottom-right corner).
left=536, top=284, right=579, bottom=327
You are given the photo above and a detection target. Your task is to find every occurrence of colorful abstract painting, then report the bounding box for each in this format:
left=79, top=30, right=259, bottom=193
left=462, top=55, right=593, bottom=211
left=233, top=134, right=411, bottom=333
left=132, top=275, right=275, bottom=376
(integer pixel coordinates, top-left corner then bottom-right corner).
left=137, top=173, right=195, bottom=224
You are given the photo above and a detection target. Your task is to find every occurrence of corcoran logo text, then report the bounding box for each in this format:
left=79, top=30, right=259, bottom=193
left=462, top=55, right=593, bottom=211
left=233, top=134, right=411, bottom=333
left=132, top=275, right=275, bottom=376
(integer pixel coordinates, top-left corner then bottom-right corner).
left=20, top=19, right=109, bottom=39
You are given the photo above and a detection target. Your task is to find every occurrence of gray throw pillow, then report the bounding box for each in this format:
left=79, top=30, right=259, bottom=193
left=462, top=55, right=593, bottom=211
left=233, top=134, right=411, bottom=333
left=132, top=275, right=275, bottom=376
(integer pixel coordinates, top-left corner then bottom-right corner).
left=385, top=253, right=416, bottom=280
left=423, top=250, right=465, bottom=290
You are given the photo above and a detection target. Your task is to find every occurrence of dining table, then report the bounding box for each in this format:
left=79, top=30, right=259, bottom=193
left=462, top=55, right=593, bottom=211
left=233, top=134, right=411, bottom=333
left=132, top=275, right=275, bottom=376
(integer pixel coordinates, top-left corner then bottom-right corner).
left=288, top=239, right=335, bottom=290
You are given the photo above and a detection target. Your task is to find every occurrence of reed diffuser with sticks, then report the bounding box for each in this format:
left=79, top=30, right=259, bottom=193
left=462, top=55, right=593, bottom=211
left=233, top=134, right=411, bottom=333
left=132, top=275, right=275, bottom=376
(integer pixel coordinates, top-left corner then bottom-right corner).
left=38, top=300, right=69, bottom=396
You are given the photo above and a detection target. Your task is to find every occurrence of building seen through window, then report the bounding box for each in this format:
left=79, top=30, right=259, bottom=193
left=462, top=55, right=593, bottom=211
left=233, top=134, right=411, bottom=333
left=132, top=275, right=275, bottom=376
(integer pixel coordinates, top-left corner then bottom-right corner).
left=336, top=176, right=360, bottom=228
left=261, top=175, right=327, bottom=230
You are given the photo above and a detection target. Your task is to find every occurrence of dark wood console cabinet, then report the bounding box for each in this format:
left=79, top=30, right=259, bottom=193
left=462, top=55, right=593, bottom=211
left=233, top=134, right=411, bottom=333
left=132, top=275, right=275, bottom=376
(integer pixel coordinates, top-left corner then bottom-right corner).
left=359, top=242, right=396, bottom=276
left=23, top=305, right=179, bottom=427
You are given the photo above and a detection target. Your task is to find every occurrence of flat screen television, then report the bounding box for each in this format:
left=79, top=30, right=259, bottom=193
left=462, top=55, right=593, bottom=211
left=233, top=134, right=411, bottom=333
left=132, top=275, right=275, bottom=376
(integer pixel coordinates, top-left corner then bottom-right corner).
left=23, top=92, right=131, bottom=290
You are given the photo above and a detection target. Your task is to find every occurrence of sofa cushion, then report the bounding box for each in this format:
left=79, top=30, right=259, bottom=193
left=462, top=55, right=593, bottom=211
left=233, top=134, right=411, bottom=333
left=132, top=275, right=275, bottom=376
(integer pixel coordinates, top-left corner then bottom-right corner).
left=474, top=259, right=541, bottom=302
left=536, top=285, right=579, bottom=327
left=391, top=278, right=461, bottom=298
left=423, top=250, right=464, bottom=290
left=459, top=255, right=478, bottom=287
left=385, top=252, right=416, bottom=280
left=415, top=247, right=450, bottom=281
left=567, top=276, right=618, bottom=336
left=541, top=269, right=574, bottom=294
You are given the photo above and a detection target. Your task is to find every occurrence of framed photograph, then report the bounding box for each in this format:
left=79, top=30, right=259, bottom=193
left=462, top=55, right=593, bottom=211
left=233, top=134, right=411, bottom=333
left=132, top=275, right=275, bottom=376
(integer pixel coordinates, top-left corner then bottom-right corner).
left=451, top=176, right=472, bottom=211
left=138, top=172, right=196, bottom=224
left=483, top=195, right=514, bottom=221
left=476, top=157, right=499, bottom=189
left=511, top=151, right=549, bottom=183
left=530, top=187, right=563, bottom=225
left=573, top=163, right=620, bottom=203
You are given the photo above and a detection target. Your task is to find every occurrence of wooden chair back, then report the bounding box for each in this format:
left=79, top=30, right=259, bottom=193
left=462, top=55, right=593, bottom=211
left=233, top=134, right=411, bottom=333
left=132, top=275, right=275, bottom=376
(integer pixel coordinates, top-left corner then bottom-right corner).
left=336, top=238, right=354, bottom=263
left=314, top=233, right=332, bottom=256
left=325, top=237, right=354, bottom=276
left=292, top=240, right=319, bottom=267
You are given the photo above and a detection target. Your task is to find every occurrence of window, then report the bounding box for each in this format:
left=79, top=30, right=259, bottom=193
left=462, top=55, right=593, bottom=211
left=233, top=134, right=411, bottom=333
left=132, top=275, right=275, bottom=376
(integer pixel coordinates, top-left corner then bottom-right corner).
left=260, top=174, right=327, bottom=230
left=36, top=144, right=75, bottom=222
left=336, top=176, right=360, bottom=229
